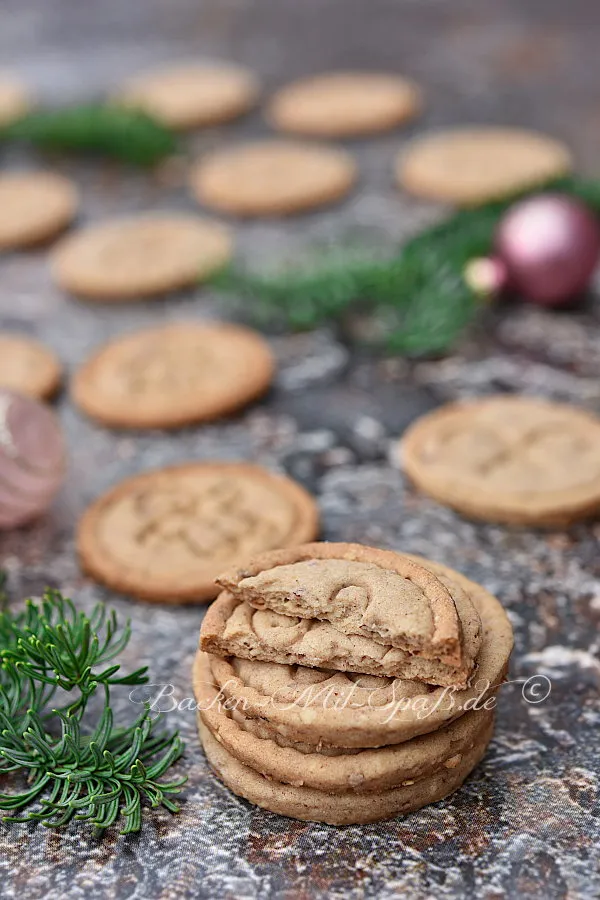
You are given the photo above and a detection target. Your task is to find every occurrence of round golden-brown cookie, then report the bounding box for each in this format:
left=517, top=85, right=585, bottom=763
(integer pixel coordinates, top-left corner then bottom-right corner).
left=0, top=334, right=62, bottom=400
left=0, top=172, right=78, bottom=249
left=72, top=321, right=274, bottom=429
left=398, top=128, right=571, bottom=205
left=0, top=74, right=32, bottom=126
left=400, top=396, right=600, bottom=526
left=198, top=714, right=492, bottom=824
left=115, top=62, right=259, bottom=130
left=50, top=214, right=231, bottom=300
left=216, top=541, right=481, bottom=668
left=267, top=72, right=421, bottom=137
left=194, top=649, right=494, bottom=793
left=208, top=554, right=513, bottom=747
left=204, top=542, right=483, bottom=687
left=190, top=140, right=357, bottom=216
left=77, top=462, right=320, bottom=603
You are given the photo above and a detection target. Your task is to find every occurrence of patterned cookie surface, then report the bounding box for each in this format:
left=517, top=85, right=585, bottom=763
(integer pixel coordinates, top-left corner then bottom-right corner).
left=0, top=334, right=62, bottom=400
left=400, top=396, right=600, bottom=526
left=116, top=62, right=259, bottom=130
left=51, top=214, right=231, bottom=300
left=207, top=554, right=513, bottom=747
left=398, top=128, right=571, bottom=205
left=217, top=542, right=475, bottom=667
left=0, top=172, right=78, bottom=249
left=72, top=321, right=274, bottom=429
left=190, top=140, right=357, bottom=216
left=202, top=544, right=483, bottom=686
left=78, top=463, right=320, bottom=602
left=194, top=649, right=494, bottom=793
left=267, top=72, right=421, bottom=137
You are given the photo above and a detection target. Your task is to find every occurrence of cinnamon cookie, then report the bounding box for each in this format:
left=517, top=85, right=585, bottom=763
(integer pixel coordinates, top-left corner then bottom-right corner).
left=72, top=322, right=274, bottom=429
left=202, top=544, right=483, bottom=687
left=51, top=214, right=231, bottom=300
left=400, top=396, right=600, bottom=526
left=194, top=649, right=493, bottom=793
left=190, top=141, right=356, bottom=216
left=218, top=543, right=470, bottom=666
left=0, top=74, right=32, bottom=126
left=267, top=72, right=421, bottom=137
left=0, top=334, right=62, bottom=400
left=207, top=556, right=512, bottom=747
left=198, top=715, right=492, bottom=824
left=116, top=62, right=259, bottom=130
left=201, top=596, right=479, bottom=687
left=398, top=128, right=571, bottom=205
left=77, top=463, right=319, bottom=602
left=0, top=172, right=78, bottom=249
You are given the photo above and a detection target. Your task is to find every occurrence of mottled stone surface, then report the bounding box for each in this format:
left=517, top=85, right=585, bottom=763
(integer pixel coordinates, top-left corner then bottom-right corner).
left=1, top=0, right=600, bottom=897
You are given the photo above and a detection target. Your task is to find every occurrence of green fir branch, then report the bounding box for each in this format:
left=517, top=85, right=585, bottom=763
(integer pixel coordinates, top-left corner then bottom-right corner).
left=0, top=583, right=185, bottom=833
left=215, top=176, right=600, bottom=354
left=1, top=105, right=177, bottom=166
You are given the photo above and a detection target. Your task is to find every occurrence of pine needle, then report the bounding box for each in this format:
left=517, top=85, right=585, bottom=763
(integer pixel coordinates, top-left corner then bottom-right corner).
left=214, top=176, right=600, bottom=354
left=0, top=582, right=185, bottom=833
left=1, top=105, right=177, bottom=166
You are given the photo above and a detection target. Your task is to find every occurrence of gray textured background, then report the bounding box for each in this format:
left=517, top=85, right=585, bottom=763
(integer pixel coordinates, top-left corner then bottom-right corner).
left=1, top=1, right=600, bottom=897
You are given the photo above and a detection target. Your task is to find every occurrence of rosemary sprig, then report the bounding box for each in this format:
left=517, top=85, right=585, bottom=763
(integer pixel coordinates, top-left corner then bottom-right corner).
left=0, top=586, right=185, bottom=833
left=1, top=105, right=177, bottom=166
left=215, top=176, right=600, bottom=354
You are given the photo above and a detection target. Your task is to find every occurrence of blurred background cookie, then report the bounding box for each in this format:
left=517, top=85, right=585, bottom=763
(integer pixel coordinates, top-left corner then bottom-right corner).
left=190, top=140, right=357, bottom=216
left=72, top=321, right=275, bottom=428
left=267, top=72, right=421, bottom=137
left=398, top=127, right=571, bottom=205
left=51, top=214, right=231, bottom=300
left=0, top=333, right=62, bottom=400
left=0, top=72, right=33, bottom=126
left=115, top=62, right=260, bottom=130
left=0, top=171, right=78, bottom=249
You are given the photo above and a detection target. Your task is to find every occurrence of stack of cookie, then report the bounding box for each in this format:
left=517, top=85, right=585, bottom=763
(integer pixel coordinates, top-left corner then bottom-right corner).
left=195, top=542, right=513, bottom=824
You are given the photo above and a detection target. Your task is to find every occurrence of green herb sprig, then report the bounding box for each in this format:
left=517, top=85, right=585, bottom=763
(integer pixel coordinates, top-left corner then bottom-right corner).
left=1, top=105, right=177, bottom=166
left=0, top=585, right=185, bottom=833
left=215, top=176, right=600, bottom=354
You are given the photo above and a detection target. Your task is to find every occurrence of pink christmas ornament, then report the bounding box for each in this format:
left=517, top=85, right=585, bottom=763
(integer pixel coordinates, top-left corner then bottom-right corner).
left=495, top=194, right=600, bottom=307
left=0, top=389, right=66, bottom=529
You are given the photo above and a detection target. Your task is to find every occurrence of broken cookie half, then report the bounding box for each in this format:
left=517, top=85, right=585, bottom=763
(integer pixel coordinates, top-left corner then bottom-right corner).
left=202, top=542, right=482, bottom=688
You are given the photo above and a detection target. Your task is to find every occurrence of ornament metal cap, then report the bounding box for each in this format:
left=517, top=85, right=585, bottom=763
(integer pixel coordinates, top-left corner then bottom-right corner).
left=464, top=256, right=508, bottom=300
